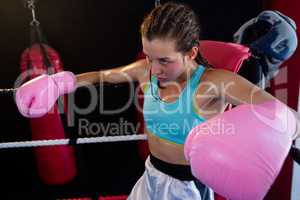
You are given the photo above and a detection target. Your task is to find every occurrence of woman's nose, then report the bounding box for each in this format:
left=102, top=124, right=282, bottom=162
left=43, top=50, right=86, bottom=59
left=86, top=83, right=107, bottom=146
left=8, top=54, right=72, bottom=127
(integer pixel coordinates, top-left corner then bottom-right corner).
left=151, top=62, right=163, bottom=75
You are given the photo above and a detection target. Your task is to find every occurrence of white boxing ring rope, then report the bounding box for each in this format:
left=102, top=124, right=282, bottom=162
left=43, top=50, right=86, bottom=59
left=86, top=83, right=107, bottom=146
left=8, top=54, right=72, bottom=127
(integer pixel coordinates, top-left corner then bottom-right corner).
left=0, top=88, right=148, bottom=149
left=0, top=134, right=148, bottom=149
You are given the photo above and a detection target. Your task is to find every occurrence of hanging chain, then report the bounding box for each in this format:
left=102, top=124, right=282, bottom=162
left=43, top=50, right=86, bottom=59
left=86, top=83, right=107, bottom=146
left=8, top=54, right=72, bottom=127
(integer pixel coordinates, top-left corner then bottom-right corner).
left=25, top=0, right=40, bottom=26
left=155, top=0, right=161, bottom=7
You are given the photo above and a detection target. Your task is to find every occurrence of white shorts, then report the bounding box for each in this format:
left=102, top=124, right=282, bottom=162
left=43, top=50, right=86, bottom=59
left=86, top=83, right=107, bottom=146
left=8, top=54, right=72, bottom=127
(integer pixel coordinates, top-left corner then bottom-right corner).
left=128, top=156, right=214, bottom=200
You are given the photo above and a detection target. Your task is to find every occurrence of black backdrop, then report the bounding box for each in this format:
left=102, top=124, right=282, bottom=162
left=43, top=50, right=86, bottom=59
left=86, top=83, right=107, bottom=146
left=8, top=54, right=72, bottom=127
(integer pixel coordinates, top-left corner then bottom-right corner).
left=0, top=0, right=262, bottom=199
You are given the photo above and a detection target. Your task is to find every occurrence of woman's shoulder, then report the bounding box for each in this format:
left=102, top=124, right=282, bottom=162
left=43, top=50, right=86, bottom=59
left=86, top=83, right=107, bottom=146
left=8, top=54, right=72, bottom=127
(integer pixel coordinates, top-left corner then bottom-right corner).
left=123, top=58, right=149, bottom=82
left=202, top=67, right=238, bottom=83
left=128, top=58, right=148, bottom=73
left=131, top=59, right=150, bottom=91
left=195, top=67, right=242, bottom=103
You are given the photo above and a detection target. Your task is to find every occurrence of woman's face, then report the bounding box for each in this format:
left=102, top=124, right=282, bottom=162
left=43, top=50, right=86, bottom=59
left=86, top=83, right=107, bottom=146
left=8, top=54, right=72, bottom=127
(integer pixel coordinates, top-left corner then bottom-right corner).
left=142, top=38, right=190, bottom=83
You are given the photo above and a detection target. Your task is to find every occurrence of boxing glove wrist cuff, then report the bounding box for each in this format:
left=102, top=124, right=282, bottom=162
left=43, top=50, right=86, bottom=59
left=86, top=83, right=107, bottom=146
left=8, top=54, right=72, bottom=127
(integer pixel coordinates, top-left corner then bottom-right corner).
left=51, top=71, right=77, bottom=95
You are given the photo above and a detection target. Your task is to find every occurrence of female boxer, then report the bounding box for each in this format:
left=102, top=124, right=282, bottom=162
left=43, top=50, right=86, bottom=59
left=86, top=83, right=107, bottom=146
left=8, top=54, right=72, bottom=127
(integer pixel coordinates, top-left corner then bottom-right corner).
left=16, top=2, right=300, bottom=200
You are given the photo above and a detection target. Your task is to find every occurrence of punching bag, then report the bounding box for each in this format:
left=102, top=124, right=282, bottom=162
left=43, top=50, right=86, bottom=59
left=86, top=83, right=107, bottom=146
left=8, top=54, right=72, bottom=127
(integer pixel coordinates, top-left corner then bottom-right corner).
left=233, top=10, right=298, bottom=89
left=20, top=43, right=77, bottom=185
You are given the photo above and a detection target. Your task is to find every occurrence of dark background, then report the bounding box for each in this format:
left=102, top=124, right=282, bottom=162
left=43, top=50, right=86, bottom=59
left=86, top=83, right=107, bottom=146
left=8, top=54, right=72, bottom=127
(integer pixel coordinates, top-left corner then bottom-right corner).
left=0, top=0, right=263, bottom=199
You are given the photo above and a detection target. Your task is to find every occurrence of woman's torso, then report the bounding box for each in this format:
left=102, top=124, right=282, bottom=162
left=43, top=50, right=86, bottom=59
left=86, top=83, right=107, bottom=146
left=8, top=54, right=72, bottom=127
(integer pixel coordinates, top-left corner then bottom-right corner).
left=139, top=63, right=228, bottom=165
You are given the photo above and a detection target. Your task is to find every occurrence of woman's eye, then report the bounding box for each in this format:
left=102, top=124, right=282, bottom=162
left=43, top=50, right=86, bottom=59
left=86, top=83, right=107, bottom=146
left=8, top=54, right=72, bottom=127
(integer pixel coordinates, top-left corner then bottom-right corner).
left=159, top=60, right=170, bottom=65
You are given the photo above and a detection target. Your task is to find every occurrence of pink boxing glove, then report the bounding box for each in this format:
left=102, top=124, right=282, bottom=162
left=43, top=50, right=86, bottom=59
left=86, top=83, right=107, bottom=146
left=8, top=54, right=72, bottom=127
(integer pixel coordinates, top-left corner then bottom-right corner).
left=184, top=100, right=296, bottom=200
left=16, top=71, right=76, bottom=118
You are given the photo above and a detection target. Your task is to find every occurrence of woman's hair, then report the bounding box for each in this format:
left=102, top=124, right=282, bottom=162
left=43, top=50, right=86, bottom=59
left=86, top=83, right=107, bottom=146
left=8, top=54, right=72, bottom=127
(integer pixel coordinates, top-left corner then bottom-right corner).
left=140, top=2, right=211, bottom=67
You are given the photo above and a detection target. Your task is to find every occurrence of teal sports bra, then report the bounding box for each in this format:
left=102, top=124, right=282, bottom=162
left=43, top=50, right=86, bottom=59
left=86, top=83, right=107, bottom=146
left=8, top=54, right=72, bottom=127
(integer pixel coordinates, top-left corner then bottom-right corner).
left=143, top=65, right=206, bottom=145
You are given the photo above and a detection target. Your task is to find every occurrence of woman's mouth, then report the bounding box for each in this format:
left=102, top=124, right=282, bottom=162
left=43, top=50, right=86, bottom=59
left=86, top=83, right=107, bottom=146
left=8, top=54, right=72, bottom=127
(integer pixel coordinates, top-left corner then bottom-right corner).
left=157, top=76, right=167, bottom=81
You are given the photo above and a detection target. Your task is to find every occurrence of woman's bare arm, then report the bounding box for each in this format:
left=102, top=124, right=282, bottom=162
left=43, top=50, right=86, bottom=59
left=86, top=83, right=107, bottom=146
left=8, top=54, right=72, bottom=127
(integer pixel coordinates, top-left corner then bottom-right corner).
left=75, top=59, right=148, bottom=87
left=214, top=69, right=300, bottom=139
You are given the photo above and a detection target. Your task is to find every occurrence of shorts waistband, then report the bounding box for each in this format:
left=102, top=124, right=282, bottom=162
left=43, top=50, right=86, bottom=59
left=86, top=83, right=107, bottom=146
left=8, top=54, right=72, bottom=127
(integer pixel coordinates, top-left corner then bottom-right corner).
left=149, top=154, right=195, bottom=181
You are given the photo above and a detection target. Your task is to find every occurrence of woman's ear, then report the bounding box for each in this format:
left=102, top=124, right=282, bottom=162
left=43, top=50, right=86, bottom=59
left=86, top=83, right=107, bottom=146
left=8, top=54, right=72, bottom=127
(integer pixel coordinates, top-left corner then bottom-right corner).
left=187, top=46, right=199, bottom=60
